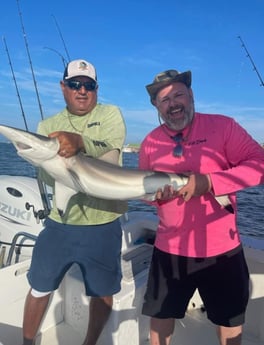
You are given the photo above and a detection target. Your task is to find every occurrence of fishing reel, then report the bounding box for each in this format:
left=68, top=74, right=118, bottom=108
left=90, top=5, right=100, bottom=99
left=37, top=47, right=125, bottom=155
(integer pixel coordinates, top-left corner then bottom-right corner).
left=25, top=202, right=50, bottom=223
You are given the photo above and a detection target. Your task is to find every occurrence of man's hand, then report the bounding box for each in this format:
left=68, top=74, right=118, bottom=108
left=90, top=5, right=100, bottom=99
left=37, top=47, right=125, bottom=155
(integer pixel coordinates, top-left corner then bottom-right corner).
left=49, top=131, right=84, bottom=158
left=155, top=184, right=178, bottom=201
left=178, top=173, right=212, bottom=201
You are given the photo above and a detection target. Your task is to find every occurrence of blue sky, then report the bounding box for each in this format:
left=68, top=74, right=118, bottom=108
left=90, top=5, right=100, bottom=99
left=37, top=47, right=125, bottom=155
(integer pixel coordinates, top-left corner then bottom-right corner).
left=0, top=0, right=264, bottom=144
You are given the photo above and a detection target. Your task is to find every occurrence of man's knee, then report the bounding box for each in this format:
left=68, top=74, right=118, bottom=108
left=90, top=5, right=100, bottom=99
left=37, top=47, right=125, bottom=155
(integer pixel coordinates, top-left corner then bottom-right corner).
left=99, top=295, right=113, bottom=307
left=30, top=288, right=52, bottom=298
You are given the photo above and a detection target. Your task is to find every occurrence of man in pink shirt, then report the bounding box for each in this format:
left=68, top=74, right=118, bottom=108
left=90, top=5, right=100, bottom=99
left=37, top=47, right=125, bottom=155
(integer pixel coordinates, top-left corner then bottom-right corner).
left=139, top=69, right=264, bottom=345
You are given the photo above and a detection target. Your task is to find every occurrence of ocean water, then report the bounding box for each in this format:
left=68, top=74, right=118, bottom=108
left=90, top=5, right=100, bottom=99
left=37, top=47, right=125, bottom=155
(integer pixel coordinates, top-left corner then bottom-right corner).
left=0, top=142, right=264, bottom=238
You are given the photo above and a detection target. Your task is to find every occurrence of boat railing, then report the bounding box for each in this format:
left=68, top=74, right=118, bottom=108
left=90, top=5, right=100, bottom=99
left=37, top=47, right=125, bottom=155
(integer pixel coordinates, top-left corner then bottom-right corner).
left=5, top=231, right=37, bottom=266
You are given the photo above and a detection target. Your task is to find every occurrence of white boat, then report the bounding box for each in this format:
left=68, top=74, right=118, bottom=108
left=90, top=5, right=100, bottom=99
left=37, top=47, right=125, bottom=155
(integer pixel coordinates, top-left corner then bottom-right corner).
left=0, top=176, right=47, bottom=266
left=0, top=175, right=264, bottom=345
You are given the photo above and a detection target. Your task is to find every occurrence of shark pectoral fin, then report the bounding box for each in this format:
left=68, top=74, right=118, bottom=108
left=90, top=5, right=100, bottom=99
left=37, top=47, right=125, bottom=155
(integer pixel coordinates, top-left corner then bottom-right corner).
left=213, top=194, right=234, bottom=214
left=54, top=182, right=77, bottom=216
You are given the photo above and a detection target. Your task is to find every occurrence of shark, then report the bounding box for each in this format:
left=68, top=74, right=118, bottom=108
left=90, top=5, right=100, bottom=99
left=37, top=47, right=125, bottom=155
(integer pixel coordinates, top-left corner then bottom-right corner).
left=0, top=124, right=233, bottom=215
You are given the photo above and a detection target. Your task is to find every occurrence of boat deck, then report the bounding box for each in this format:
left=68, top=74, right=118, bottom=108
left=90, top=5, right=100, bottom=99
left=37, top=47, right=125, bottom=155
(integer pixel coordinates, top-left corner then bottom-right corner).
left=37, top=315, right=263, bottom=345
left=0, top=212, right=264, bottom=345
left=0, top=256, right=263, bottom=345
left=1, top=309, right=262, bottom=345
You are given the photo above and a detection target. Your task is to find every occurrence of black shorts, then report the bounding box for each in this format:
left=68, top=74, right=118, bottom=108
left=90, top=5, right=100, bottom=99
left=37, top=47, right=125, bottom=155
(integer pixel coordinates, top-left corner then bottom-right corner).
left=142, top=245, right=249, bottom=327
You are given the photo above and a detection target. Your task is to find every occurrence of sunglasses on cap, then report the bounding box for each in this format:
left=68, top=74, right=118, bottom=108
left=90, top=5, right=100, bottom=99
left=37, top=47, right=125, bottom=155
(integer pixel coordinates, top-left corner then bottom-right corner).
left=64, top=80, right=97, bottom=91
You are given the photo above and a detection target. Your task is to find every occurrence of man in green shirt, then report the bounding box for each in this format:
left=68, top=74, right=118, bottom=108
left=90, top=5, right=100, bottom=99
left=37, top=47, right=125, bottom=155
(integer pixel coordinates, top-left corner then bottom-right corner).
left=22, top=59, right=127, bottom=345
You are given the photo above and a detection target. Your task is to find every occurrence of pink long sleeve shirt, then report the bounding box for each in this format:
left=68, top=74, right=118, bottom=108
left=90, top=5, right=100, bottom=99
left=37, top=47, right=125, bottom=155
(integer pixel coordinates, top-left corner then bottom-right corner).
left=139, top=113, right=264, bottom=257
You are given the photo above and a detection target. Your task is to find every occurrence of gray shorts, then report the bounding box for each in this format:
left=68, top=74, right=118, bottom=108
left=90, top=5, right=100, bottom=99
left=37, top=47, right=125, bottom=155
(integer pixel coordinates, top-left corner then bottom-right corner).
left=142, top=245, right=249, bottom=327
left=27, top=218, right=122, bottom=296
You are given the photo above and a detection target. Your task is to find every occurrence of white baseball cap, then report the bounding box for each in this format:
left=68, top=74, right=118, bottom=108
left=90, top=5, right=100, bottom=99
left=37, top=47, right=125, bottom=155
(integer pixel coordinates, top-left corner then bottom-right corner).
left=63, top=59, right=97, bottom=82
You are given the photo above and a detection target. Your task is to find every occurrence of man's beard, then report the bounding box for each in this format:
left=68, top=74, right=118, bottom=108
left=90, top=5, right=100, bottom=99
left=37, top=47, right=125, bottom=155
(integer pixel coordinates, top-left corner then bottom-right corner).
left=160, top=101, right=195, bottom=131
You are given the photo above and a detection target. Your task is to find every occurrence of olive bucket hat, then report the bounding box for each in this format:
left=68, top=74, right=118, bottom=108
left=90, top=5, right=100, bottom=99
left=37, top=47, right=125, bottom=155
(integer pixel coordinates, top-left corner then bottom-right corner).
left=146, top=69, right=192, bottom=102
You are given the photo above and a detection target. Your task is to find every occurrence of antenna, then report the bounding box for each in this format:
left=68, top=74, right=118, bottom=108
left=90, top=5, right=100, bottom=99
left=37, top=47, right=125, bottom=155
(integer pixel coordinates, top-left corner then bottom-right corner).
left=16, top=0, right=44, bottom=120
left=238, top=35, right=264, bottom=87
left=2, top=36, right=29, bottom=131
left=52, top=15, right=71, bottom=63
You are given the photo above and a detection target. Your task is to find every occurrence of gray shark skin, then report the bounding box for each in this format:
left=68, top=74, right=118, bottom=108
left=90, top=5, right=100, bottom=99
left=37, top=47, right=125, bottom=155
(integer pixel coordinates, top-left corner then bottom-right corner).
left=0, top=124, right=233, bottom=215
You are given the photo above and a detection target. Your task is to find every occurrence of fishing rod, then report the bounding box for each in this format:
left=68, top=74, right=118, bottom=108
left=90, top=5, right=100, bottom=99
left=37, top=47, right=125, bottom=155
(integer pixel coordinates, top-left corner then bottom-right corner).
left=51, top=14, right=71, bottom=63
left=3, top=35, right=50, bottom=220
left=44, top=46, right=67, bottom=68
left=238, top=35, right=264, bottom=87
left=2, top=36, right=29, bottom=131
left=16, top=0, right=44, bottom=120
left=10, top=0, right=50, bottom=220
